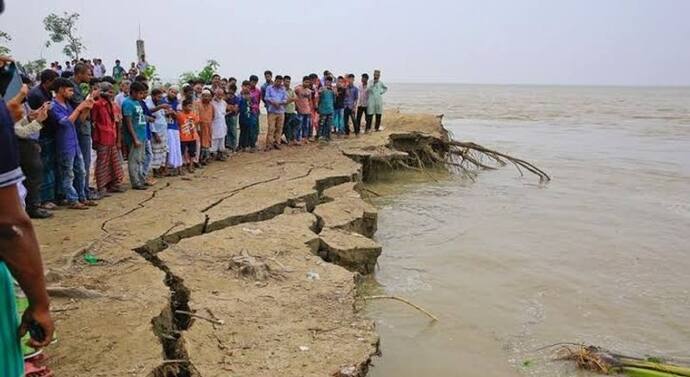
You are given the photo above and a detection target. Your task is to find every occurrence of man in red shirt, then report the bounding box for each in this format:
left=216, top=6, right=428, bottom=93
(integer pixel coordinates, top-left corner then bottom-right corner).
left=90, top=82, right=125, bottom=196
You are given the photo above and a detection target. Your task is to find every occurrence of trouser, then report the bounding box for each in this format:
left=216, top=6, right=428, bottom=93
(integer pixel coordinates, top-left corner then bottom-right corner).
left=58, top=150, right=86, bottom=202
left=356, top=106, right=368, bottom=133
left=266, top=113, right=285, bottom=146
left=318, top=114, right=333, bottom=140
left=77, top=130, right=92, bottom=196
left=239, top=120, right=250, bottom=149
left=344, top=107, right=356, bottom=135
left=211, top=138, right=226, bottom=153
left=225, top=114, right=238, bottom=150
left=251, top=113, right=260, bottom=147
left=295, top=114, right=310, bottom=142
left=365, top=113, right=382, bottom=131
left=143, top=139, right=153, bottom=176
left=17, top=139, right=43, bottom=211
left=127, top=143, right=146, bottom=188
left=333, top=109, right=344, bottom=134
left=39, top=135, right=61, bottom=203
left=283, top=113, right=297, bottom=142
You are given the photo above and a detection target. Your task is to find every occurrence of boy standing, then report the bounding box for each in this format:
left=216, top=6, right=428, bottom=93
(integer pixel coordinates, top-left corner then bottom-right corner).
left=50, top=78, right=97, bottom=208
left=318, top=77, right=335, bottom=142
left=357, top=73, right=370, bottom=133
left=122, top=82, right=149, bottom=190
left=164, top=87, right=183, bottom=175
left=90, top=82, right=125, bottom=195
left=264, top=75, right=287, bottom=151
left=334, top=76, right=346, bottom=135
left=238, top=81, right=257, bottom=151
left=224, top=84, right=239, bottom=151
left=344, top=74, right=359, bottom=135
left=294, top=76, right=312, bottom=144
left=195, top=89, right=215, bottom=164
left=283, top=76, right=298, bottom=145
left=176, top=99, right=200, bottom=173
left=211, top=88, right=228, bottom=160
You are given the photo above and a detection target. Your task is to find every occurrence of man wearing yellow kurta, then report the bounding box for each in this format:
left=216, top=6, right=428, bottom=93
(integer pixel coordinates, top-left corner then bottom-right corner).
left=366, top=70, right=388, bottom=131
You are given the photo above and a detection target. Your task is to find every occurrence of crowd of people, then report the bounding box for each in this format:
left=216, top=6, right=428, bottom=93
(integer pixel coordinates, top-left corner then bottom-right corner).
left=14, top=58, right=389, bottom=219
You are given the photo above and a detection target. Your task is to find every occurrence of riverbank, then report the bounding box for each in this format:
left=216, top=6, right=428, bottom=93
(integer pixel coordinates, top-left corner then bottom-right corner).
left=34, top=112, right=448, bottom=376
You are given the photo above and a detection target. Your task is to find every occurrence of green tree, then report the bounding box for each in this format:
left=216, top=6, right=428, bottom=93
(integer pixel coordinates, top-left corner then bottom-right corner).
left=0, top=30, right=11, bottom=55
left=43, top=12, right=85, bottom=59
left=142, top=64, right=161, bottom=86
left=178, top=59, right=220, bottom=85
left=21, top=59, right=47, bottom=80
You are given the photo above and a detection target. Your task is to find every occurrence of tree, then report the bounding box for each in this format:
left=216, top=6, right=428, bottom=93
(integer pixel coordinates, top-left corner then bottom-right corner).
left=43, top=12, right=85, bottom=59
left=21, top=59, right=47, bottom=80
left=0, top=30, right=11, bottom=55
left=179, top=59, right=220, bottom=85
left=142, top=64, right=161, bottom=86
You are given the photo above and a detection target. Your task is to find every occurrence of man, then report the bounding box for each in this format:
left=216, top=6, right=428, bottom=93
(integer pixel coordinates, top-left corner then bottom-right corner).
left=137, top=55, right=148, bottom=73
left=344, top=74, right=359, bottom=135
left=356, top=73, right=370, bottom=133
left=224, top=84, right=240, bottom=151
left=63, top=60, right=73, bottom=73
left=211, top=87, right=228, bottom=160
left=0, top=66, right=55, bottom=377
left=294, top=76, right=313, bottom=144
left=264, top=75, right=287, bottom=150
left=50, top=78, right=97, bottom=209
left=282, top=75, right=298, bottom=145
left=112, top=59, right=126, bottom=82
left=248, top=75, right=262, bottom=150
left=69, top=62, right=99, bottom=200
left=317, top=76, right=335, bottom=142
left=115, top=80, right=130, bottom=108
left=260, top=70, right=273, bottom=110
left=25, top=69, right=60, bottom=217
left=163, top=86, right=183, bottom=175
left=211, top=74, right=222, bottom=90
left=195, top=89, right=215, bottom=163
left=92, top=58, right=106, bottom=78
left=91, top=82, right=125, bottom=195
left=366, top=70, right=388, bottom=132
left=122, top=81, right=149, bottom=190
left=146, top=88, right=171, bottom=177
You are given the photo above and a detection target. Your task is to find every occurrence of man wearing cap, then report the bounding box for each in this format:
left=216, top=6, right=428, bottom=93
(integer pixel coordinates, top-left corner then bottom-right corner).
left=91, top=82, right=125, bottom=196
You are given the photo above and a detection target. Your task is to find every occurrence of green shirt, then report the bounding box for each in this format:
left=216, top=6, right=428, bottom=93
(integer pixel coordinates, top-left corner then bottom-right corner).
left=285, top=88, right=296, bottom=114
left=122, top=98, right=147, bottom=145
left=0, top=262, right=22, bottom=377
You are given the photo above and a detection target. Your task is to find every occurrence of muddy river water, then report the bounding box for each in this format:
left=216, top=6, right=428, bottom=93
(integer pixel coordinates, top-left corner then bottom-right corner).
left=364, top=84, right=690, bottom=376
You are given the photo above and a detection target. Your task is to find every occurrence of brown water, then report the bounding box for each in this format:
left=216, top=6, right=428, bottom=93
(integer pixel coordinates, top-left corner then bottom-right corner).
left=364, top=84, right=690, bottom=376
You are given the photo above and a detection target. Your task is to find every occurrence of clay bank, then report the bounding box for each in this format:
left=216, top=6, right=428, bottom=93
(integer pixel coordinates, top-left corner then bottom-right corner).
left=32, top=112, right=461, bottom=377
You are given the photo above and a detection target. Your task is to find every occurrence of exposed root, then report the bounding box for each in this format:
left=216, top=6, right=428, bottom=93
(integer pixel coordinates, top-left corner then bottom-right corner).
left=447, top=141, right=550, bottom=183
left=364, top=295, right=438, bottom=321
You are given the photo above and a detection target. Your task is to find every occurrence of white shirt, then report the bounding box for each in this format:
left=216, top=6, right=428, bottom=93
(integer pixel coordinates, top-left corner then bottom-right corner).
left=115, top=92, right=128, bottom=108
left=211, top=99, right=227, bottom=139
left=145, top=97, right=168, bottom=134
left=93, top=64, right=105, bottom=78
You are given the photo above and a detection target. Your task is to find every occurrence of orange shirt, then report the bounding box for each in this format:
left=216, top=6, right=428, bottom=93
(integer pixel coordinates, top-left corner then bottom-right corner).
left=176, top=111, right=199, bottom=142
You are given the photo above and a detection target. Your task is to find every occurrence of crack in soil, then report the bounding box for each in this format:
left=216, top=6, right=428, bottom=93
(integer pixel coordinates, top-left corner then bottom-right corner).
left=100, top=182, right=172, bottom=234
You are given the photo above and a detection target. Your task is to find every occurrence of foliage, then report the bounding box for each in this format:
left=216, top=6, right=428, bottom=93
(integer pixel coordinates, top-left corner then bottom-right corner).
left=142, top=64, right=161, bottom=86
left=21, top=59, right=47, bottom=80
left=178, top=59, right=220, bottom=85
left=43, top=12, right=85, bottom=59
left=0, top=30, right=11, bottom=55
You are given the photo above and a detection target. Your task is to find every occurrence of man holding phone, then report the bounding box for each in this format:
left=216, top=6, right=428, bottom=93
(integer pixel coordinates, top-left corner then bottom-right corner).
left=69, top=63, right=100, bottom=201
left=0, top=55, right=54, bottom=377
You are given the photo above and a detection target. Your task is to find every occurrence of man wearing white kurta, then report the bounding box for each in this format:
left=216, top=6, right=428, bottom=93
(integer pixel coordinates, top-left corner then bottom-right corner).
left=366, top=70, right=388, bottom=132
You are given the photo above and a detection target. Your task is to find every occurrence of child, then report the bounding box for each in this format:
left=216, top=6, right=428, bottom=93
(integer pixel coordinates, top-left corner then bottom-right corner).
left=318, top=77, right=335, bottom=142
left=145, top=88, right=171, bottom=178
left=176, top=99, right=200, bottom=173
left=333, top=76, right=346, bottom=135
left=195, top=89, right=214, bottom=164
left=122, top=81, right=149, bottom=190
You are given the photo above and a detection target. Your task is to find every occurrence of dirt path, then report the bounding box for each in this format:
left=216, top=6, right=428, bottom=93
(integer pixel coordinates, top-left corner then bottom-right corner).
left=34, top=112, right=447, bottom=376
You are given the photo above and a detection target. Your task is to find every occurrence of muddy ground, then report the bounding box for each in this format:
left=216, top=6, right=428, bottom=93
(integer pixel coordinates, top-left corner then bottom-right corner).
left=33, top=112, right=447, bottom=376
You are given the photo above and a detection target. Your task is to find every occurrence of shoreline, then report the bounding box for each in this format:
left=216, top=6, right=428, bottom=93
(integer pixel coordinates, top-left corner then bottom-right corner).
left=35, top=111, right=449, bottom=376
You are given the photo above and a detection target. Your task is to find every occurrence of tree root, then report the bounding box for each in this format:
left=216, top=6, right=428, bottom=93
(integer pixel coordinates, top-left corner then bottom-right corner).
left=364, top=295, right=438, bottom=321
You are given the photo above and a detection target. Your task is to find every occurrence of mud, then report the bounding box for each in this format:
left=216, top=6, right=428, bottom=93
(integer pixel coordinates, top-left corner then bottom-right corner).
left=33, top=112, right=447, bottom=376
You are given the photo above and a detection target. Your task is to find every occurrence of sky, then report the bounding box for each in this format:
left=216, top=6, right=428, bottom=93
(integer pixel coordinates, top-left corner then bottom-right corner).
left=2, top=0, right=689, bottom=86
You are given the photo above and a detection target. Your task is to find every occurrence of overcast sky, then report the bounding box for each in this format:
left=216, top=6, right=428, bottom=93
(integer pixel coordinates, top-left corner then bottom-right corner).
left=2, top=0, right=689, bottom=86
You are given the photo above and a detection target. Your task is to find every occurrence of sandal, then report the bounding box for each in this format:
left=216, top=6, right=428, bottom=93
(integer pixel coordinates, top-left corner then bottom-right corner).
left=25, top=354, right=54, bottom=377
left=68, top=202, right=89, bottom=210
left=80, top=200, right=98, bottom=207
left=40, top=202, right=57, bottom=210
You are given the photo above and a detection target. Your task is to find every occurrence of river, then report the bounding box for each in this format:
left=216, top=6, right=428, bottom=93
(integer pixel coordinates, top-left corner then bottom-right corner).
left=364, top=84, right=690, bottom=376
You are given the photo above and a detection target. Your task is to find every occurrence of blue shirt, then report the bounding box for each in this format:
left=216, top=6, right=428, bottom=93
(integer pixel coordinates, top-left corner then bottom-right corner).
left=28, top=85, right=57, bottom=138
left=139, top=99, right=153, bottom=140
left=265, top=85, right=288, bottom=114
left=318, top=88, right=335, bottom=115
left=50, top=99, right=80, bottom=155
left=344, top=85, right=359, bottom=109
left=238, top=96, right=255, bottom=125
left=225, top=94, right=239, bottom=116
left=122, top=98, right=148, bottom=145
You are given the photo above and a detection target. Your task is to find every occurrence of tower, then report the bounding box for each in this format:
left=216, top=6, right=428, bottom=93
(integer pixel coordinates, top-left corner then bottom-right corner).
left=136, top=23, right=146, bottom=62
